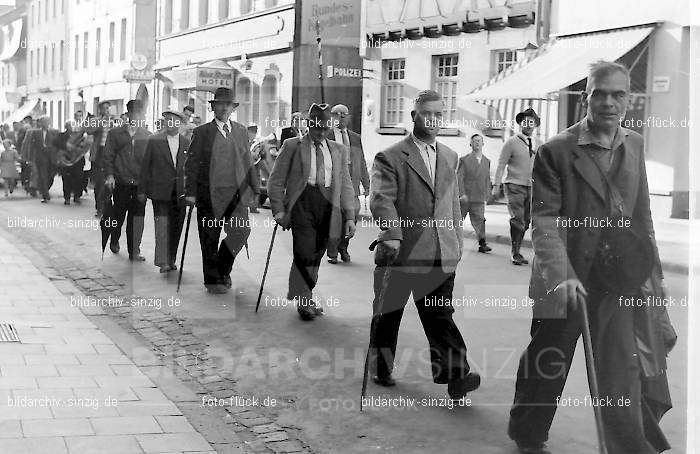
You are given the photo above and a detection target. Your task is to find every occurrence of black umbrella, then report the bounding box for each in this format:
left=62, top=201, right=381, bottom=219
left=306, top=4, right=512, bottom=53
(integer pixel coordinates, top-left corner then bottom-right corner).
left=100, top=188, right=115, bottom=260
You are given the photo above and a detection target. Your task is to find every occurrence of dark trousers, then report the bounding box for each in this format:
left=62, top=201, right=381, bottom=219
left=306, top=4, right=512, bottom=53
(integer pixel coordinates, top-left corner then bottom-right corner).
left=92, top=165, right=106, bottom=212
left=327, top=212, right=357, bottom=258
left=196, top=197, right=251, bottom=285
left=371, top=264, right=470, bottom=383
left=152, top=192, right=186, bottom=267
left=288, top=185, right=332, bottom=303
left=461, top=201, right=486, bottom=240
left=508, top=287, right=656, bottom=453
left=112, top=183, right=146, bottom=256
left=60, top=159, right=84, bottom=201
left=504, top=183, right=531, bottom=242
left=36, top=156, right=56, bottom=200
left=20, top=162, right=31, bottom=189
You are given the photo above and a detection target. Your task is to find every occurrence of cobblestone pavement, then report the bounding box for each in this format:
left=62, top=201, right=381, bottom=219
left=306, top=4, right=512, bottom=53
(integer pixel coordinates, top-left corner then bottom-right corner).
left=0, top=220, right=313, bottom=454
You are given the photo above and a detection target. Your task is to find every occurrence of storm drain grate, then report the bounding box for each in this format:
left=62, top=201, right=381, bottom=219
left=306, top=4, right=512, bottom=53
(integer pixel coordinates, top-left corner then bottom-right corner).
left=0, top=323, right=20, bottom=342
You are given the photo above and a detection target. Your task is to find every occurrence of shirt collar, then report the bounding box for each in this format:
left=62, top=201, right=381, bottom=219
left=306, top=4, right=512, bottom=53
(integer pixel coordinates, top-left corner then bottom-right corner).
left=518, top=132, right=532, bottom=143
left=411, top=132, right=436, bottom=151
left=578, top=116, right=629, bottom=150
left=214, top=117, right=231, bottom=130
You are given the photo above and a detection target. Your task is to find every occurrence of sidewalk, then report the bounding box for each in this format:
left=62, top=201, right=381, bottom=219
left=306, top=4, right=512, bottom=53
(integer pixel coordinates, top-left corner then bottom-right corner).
left=358, top=194, right=692, bottom=274
left=0, top=234, right=216, bottom=454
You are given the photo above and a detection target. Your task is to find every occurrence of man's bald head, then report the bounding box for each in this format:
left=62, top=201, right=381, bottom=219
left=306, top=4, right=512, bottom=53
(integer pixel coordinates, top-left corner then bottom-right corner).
left=331, top=104, right=350, bottom=130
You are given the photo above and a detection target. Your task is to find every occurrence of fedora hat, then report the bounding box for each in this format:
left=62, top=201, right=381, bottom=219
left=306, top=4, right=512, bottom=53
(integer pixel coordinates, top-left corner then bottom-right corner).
left=515, top=107, right=540, bottom=127
left=162, top=109, right=184, bottom=120
left=209, top=87, right=239, bottom=107
left=307, top=103, right=332, bottom=129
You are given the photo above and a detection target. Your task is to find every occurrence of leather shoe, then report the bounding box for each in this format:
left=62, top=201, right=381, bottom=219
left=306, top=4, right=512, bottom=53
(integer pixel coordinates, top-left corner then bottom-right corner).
left=159, top=265, right=171, bottom=273
left=447, top=372, right=481, bottom=399
left=169, top=263, right=177, bottom=271
left=129, top=254, right=146, bottom=262
left=110, top=241, right=120, bottom=254
left=515, top=441, right=551, bottom=454
left=372, top=374, right=396, bottom=387
left=327, top=256, right=339, bottom=264
left=312, top=304, right=324, bottom=316
left=512, top=253, right=528, bottom=265
left=339, top=250, right=351, bottom=262
left=297, top=306, right=316, bottom=321
left=478, top=240, right=492, bottom=253
left=206, top=284, right=229, bottom=294
left=223, top=275, right=232, bottom=289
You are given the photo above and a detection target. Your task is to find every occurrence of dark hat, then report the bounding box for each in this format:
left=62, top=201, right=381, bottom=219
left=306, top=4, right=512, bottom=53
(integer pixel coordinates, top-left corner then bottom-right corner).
left=247, top=124, right=258, bottom=132
left=515, top=108, right=540, bottom=126
left=98, top=100, right=111, bottom=107
left=209, top=87, right=239, bottom=107
left=126, top=99, right=144, bottom=114
left=307, top=103, right=332, bottom=129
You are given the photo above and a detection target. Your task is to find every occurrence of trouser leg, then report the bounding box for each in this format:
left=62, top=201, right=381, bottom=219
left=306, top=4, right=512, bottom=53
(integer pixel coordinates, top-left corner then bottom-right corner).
left=153, top=200, right=170, bottom=267
left=468, top=202, right=486, bottom=241
left=123, top=185, right=145, bottom=256
left=111, top=184, right=129, bottom=244
left=196, top=200, right=224, bottom=285
left=217, top=204, right=251, bottom=279
left=371, top=267, right=411, bottom=378
left=168, top=197, right=186, bottom=266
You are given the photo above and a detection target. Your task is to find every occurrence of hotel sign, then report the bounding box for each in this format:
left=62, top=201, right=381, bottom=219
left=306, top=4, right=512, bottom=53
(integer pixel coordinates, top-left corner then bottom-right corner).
left=196, top=67, right=234, bottom=91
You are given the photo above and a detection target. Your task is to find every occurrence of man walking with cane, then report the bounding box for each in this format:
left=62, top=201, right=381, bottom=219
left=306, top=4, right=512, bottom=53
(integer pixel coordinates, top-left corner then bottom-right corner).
left=508, top=61, right=675, bottom=454
left=183, top=87, right=259, bottom=294
left=267, top=103, right=356, bottom=320
left=367, top=90, right=480, bottom=398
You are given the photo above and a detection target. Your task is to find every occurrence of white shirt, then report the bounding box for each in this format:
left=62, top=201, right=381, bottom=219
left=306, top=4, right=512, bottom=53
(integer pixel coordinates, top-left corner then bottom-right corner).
left=308, top=139, right=332, bottom=187
left=214, top=117, right=233, bottom=139
left=475, top=154, right=482, bottom=164
left=411, top=133, right=437, bottom=183
left=166, top=133, right=179, bottom=165
left=333, top=128, right=350, bottom=147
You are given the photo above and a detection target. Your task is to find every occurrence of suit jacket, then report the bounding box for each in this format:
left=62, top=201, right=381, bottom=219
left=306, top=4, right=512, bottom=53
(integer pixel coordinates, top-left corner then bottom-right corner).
left=184, top=119, right=260, bottom=208
left=138, top=132, right=189, bottom=201
left=457, top=153, right=491, bottom=203
left=268, top=135, right=357, bottom=241
left=370, top=135, right=463, bottom=274
left=21, top=128, right=58, bottom=165
left=103, top=125, right=152, bottom=186
left=331, top=129, right=370, bottom=198
left=529, top=119, right=661, bottom=312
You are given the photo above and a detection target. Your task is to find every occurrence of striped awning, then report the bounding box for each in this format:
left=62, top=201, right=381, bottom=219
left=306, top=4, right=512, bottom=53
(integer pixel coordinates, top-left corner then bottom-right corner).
left=465, top=24, right=657, bottom=101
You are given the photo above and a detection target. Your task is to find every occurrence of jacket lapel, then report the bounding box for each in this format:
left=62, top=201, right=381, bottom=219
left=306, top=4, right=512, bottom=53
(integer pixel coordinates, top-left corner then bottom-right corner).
left=402, top=136, right=434, bottom=193
left=571, top=146, right=607, bottom=203
left=157, top=134, right=175, bottom=169
left=299, top=134, right=311, bottom=183
left=434, top=143, right=453, bottom=199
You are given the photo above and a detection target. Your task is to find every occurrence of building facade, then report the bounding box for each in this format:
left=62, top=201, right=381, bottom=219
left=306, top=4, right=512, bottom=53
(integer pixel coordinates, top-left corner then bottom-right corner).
left=0, top=0, right=35, bottom=125
left=362, top=0, right=540, bottom=168
left=155, top=0, right=295, bottom=136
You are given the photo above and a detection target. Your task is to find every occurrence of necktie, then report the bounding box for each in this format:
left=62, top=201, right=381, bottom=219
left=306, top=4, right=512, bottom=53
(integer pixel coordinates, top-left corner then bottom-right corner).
left=528, top=137, right=533, bottom=158
left=222, top=123, right=230, bottom=138
left=341, top=129, right=349, bottom=147
left=425, top=144, right=435, bottom=182
left=314, top=141, right=325, bottom=187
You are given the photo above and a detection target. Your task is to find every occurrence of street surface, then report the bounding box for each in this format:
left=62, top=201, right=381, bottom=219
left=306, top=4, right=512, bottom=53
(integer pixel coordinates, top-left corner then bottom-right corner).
left=0, top=182, right=688, bottom=454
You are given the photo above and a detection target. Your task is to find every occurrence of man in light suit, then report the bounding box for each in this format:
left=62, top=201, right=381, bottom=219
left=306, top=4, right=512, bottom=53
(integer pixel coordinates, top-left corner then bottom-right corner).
left=508, top=61, right=674, bottom=454
left=183, top=88, right=260, bottom=294
left=368, top=90, right=480, bottom=398
left=327, top=103, right=370, bottom=264
left=268, top=103, right=357, bottom=321
left=138, top=111, right=189, bottom=273
left=457, top=133, right=492, bottom=253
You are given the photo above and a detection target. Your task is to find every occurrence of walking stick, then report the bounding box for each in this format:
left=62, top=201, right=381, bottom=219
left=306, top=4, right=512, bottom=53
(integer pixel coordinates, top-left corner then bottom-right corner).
left=360, top=250, right=393, bottom=411
left=578, top=292, right=609, bottom=454
left=245, top=241, right=250, bottom=260
left=255, top=223, right=278, bottom=312
left=177, top=205, right=194, bottom=293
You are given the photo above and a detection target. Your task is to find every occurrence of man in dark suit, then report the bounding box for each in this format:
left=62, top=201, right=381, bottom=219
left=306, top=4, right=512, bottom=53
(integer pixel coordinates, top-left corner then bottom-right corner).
left=138, top=111, right=189, bottom=273
left=508, top=61, right=674, bottom=454
left=457, top=133, right=492, bottom=253
left=104, top=99, right=152, bottom=261
left=368, top=89, right=480, bottom=398
left=86, top=100, right=116, bottom=217
left=326, top=104, right=370, bottom=264
left=183, top=87, right=260, bottom=294
left=279, top=112, right=305, bottom=146
left=21, top=115, right=58, bottom=203
left=268, top=103, right=357, bottom=320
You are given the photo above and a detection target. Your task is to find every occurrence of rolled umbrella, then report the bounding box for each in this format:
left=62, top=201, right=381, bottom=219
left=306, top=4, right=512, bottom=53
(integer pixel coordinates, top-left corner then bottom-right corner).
left=578, top=291, right=609, bottom=454
left=100, top=188, right=114, bottom=260
left=176, top=205, right=194, bottom=293
left=255, top=223, right=278, bottom=312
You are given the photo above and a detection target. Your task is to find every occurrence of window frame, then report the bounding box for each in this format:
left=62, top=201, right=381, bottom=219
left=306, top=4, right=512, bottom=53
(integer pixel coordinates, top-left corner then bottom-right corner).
left=380, top=58, right=406, bottom=127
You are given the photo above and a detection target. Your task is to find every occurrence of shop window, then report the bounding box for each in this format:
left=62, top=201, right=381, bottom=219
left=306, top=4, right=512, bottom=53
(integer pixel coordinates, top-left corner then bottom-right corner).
left=109, top=22, right=115, bottom=62
left=120, top=19, right=127, bottom=60
left=162, top=86, right=172, bottom=113
left=241, top=0, right=252, bottom=15
left=83, top=32, right=88, bottom=69
left=432, top=54, right=458, bottom=124
left=380, top=58, right=405, bottom=127
left=199, top=0, right=209, bottom=25
left=237, top=77, right=253, bottom=125
left=261, top=74, right=279, bottom=135
left=74, top=34, right=79, bottom=70
left=218, top=0, right=228, bottom=20
left=95, top=28, right=101, bottom=66
left=59, top=40, right=64, bottom=71
left=164, top=0, right=173, bottom=34
left=180, top=0, right=190, bottom=29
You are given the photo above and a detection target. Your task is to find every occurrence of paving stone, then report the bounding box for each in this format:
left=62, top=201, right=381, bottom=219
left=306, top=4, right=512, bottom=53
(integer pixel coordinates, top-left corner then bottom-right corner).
left=0, top=419, right=23, bottom=437
left=238, top=417, right=272, bottom=428
left=21, top=417, right=94, bottom=437
left=24, top=354, right=79, bottom=365
left=65, top=434, right=143, bottom=454
left=90, top=415, right=163, bottom=435
left=257, top=431, right=289, bottom=442
left=0, top=365, right=58, bottom=377
left=251, top=423, right=283, bottom=434
left=266, top=440, right=306, bottom=453
left=136, top=432, right=213, bottom=452
left=155, top=415, right=197, bottom=433
left=0, top=437, right=68, bottom=454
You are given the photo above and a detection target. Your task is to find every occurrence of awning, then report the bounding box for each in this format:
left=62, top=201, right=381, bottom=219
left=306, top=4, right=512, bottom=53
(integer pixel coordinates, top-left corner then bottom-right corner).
left=0, top=19, right=23, bottom=62
left=2, top=99, right=40, bottom=126
left=465, top=24, right=656, bottom=101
